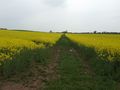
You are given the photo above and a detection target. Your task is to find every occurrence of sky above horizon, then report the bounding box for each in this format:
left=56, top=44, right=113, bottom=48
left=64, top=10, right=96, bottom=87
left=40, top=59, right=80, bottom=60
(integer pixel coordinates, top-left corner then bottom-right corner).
left=0, top=0, right=120, bottom=32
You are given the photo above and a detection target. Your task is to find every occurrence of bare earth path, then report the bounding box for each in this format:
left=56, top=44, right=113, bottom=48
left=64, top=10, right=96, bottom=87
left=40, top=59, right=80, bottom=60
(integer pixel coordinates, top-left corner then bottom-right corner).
left=44, top=37, right=97, bottom=89
left=0, top=46, right=60, bottom=90
left=44, top=36, right=116, bottom=90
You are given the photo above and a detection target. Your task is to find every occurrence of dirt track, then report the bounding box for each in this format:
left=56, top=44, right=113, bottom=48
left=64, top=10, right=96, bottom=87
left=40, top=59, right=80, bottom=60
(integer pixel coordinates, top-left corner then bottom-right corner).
left=0, top=46, right=60, bottom=90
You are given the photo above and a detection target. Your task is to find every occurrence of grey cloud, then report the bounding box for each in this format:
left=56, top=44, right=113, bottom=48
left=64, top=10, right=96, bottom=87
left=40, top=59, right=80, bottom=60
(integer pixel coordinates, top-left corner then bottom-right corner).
left=0, top=0, right=119, bottom=32
left=44, top=0, right=66, bottom=7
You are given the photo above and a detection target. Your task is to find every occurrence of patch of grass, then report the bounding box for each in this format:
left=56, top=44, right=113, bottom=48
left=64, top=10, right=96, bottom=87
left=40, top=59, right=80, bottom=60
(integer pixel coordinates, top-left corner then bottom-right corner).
left=45, top=36, right=116, bottom=90
left=67, top=34, right=120, bottom=81
left=0, top=47, right=52, bottom=78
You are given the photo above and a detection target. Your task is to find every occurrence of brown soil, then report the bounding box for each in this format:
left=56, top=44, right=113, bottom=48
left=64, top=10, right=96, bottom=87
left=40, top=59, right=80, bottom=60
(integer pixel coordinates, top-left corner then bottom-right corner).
left=0, top=46, right=60, bottom=90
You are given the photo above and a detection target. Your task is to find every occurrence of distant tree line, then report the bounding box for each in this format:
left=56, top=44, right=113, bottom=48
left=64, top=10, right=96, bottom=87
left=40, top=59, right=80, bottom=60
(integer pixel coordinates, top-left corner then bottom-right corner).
left=79, top=31, right=120, bottom=34
left=67, top=31, right=120, bottom=34
left=0, top=28, right=8, bottom=30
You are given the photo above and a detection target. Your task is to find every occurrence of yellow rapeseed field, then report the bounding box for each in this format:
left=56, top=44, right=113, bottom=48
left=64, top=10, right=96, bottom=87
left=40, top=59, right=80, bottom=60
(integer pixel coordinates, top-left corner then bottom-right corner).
left=0, top=30, right=61, bottom=61
left=67, top=34, right=120, bottom=61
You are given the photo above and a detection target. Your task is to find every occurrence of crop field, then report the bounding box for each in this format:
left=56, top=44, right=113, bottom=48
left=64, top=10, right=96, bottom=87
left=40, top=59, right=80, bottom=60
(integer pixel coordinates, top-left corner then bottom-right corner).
left=67, top=34, right=120, bottom=81
left=0, top=30, right=61, bottom=78
left=67, top=34, right=120, bottom=61
left=0, top=30, right=61, bottom=61
left=0, top=30, right=120, bottom=90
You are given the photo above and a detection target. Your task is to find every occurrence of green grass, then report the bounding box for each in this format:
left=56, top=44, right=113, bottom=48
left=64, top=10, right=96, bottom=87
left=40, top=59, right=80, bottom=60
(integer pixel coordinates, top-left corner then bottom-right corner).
left=67, top=34, right=120, bottom=81
left=45, top=36, right=116, bottom=90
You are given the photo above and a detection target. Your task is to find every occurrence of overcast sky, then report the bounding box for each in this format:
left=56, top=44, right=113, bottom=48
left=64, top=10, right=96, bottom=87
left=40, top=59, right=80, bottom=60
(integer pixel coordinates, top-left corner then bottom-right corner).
left=0, top=0, right=120, bottom=32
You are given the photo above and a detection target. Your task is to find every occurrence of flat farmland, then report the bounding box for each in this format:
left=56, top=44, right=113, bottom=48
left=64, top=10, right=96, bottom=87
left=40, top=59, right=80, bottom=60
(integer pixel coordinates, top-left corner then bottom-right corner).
left=0, top=30, right=120, bottom=90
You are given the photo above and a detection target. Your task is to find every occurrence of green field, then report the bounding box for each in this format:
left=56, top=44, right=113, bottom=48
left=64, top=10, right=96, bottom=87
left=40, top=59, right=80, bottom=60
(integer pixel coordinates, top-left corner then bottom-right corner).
left=0, top=30, right=120, bottom=90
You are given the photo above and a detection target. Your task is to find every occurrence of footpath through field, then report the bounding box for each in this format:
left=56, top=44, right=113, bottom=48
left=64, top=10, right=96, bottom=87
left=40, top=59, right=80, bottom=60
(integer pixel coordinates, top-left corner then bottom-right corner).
left=45, top=35, right=116, bottom=90
left=0, top=35, right=117, bottom=90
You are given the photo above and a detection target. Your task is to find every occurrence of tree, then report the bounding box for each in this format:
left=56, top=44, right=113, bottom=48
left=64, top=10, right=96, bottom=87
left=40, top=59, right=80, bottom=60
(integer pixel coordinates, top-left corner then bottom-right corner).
left=62, top=30, right=68, bottom=34
left=93, top=31, right=97, bottom=34
left=49, top=30, right=52, bottom=33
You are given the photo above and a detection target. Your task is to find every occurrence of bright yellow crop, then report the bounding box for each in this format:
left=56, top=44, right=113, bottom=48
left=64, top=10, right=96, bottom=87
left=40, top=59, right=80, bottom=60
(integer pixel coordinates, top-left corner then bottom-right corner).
left=67, top=34, right=120, bottom=61
left=0, top=30, right=61, bottom=61
left=0, top=30, right=61, bottom=45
